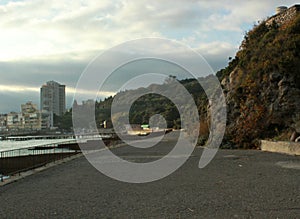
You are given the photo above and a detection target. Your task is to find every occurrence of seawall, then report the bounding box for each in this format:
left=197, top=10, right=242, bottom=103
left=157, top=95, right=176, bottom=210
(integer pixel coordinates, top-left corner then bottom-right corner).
left=0, top=152, right=79, bottom=176
left=260, top=140, right=300, bottom=155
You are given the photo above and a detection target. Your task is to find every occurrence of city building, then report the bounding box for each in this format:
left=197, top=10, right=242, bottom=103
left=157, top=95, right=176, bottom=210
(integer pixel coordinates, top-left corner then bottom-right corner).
left=21, top=101, right=42, bottom=130
left=0, top=114, right=7, bottom=132
left=40, top=111, right=53, bottom=130
left=6, top=112, right=24, bottom=130
left=21, top=101, right=38, bottom=114
left=0, top=101, right=56, bottom=132
left=40, top=81, right=66, bottom=116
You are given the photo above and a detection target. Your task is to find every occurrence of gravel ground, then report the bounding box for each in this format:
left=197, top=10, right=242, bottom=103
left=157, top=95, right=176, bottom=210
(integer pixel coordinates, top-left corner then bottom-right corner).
left=0, top=132, right=299, bottom=218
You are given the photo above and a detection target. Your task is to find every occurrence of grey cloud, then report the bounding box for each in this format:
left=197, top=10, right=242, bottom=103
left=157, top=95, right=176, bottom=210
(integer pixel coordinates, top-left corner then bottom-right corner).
left=0, top=91, right=39, bottom=113
left=0, top=60, right=85, bottom=87
left=1, top=0, right=298, bottom=114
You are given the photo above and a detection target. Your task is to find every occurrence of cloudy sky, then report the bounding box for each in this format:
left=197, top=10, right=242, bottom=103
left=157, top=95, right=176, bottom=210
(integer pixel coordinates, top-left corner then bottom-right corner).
left=0, top=0, right=298, bottom=113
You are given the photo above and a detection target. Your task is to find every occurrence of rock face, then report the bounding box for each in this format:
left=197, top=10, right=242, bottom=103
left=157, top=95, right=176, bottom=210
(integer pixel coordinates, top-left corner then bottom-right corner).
left=223, top=69, right=300, bottom=147
left=218, top=9, right=300, bottom=148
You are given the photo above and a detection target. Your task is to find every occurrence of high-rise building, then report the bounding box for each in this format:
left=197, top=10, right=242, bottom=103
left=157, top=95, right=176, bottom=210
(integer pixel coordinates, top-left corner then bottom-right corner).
left=40, top=81, right=66, bottom=116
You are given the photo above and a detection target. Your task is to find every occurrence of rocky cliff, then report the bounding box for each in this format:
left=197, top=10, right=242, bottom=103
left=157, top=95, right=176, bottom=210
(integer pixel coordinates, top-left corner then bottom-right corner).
left=218, top=9, right=300, bottom=148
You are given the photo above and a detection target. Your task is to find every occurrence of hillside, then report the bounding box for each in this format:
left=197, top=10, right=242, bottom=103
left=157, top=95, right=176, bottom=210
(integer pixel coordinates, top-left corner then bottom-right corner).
left=217, top=8, right=300, bottom=148
left=101, top=77, right=208, bottom=134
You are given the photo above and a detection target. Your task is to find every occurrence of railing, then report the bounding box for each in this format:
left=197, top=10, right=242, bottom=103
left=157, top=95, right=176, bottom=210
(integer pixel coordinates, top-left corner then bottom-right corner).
left=0, top=140, right=81, bottom=180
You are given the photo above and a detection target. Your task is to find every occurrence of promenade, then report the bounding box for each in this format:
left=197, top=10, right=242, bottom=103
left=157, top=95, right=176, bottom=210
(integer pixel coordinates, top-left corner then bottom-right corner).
left=0, top=133, right=299, bottom=218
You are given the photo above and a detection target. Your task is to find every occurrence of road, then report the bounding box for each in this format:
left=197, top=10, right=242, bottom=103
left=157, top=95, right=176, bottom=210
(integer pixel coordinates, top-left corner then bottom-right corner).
left=0, top=132, right=299, bottom=218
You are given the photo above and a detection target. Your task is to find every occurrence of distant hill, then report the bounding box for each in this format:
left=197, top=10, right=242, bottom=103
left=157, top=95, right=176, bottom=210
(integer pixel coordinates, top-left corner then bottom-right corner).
left=69, top=78, right=208, bottom=133
left=102, top=77, right=208, bottom=134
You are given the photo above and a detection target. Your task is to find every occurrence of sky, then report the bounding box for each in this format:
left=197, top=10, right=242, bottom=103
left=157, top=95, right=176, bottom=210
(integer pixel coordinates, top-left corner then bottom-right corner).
left=0, top=0, right=299, bottom=113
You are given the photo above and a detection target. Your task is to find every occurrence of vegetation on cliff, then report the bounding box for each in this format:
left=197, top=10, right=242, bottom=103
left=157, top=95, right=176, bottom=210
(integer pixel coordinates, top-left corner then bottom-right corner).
left=218, top=13, right=300, bottom=148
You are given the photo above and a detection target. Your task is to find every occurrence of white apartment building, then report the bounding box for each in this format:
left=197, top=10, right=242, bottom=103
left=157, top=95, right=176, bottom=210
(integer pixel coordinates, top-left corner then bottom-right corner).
left=40, top=81, right=66, bottom=116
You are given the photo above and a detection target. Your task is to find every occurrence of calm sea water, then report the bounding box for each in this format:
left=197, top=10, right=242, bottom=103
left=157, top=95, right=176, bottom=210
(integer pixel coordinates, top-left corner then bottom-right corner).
left=0, top=139, right=75, bottom=152
left=0, top=135, right=104, bottom=152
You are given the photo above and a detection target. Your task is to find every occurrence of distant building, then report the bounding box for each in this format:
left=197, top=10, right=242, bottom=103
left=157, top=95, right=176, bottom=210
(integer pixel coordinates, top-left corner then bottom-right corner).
left=276, top=6, right=288, bottom=14
left=21, top=101, right=38, bottom=114
left=82, top=99, right=95, bottom=107
left=0, top=114, right=7, bottom=131
left=21, top=102, right=42, bottom=130
left=40, top=81, right=66, bottom=116
left=266, top=5, right=300, bottom=27
left=6, top=112, right=24, bottom=130
left=0, top=101, right=55, bottom=132
left=40, top=111, right=53, bottom=130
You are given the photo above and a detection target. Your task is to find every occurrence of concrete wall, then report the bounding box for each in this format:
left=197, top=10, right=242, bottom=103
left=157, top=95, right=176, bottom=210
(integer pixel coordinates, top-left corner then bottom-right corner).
left=260, top=140, right=300, bottom=155
left=266, top=5, right=300, bottom=27
left=0, top=152, right=78, bottom=175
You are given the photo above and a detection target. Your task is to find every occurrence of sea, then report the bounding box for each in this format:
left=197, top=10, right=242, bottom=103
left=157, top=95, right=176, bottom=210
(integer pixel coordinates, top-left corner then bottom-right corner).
left=0, top=134, right=105, bottom=153
left=0, top=138, right=75, bottom=152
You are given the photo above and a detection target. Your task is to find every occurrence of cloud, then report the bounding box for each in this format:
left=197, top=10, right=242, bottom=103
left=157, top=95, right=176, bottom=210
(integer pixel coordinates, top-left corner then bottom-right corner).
left=0, top=0, right=299, bottom=113
left=0, top=85, right=39, bottom=93
left=2, top=0, right=297, bottom=61
left=197, top=41, right=236, bottom=56
left=0, top=80, right=116, bottom=113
